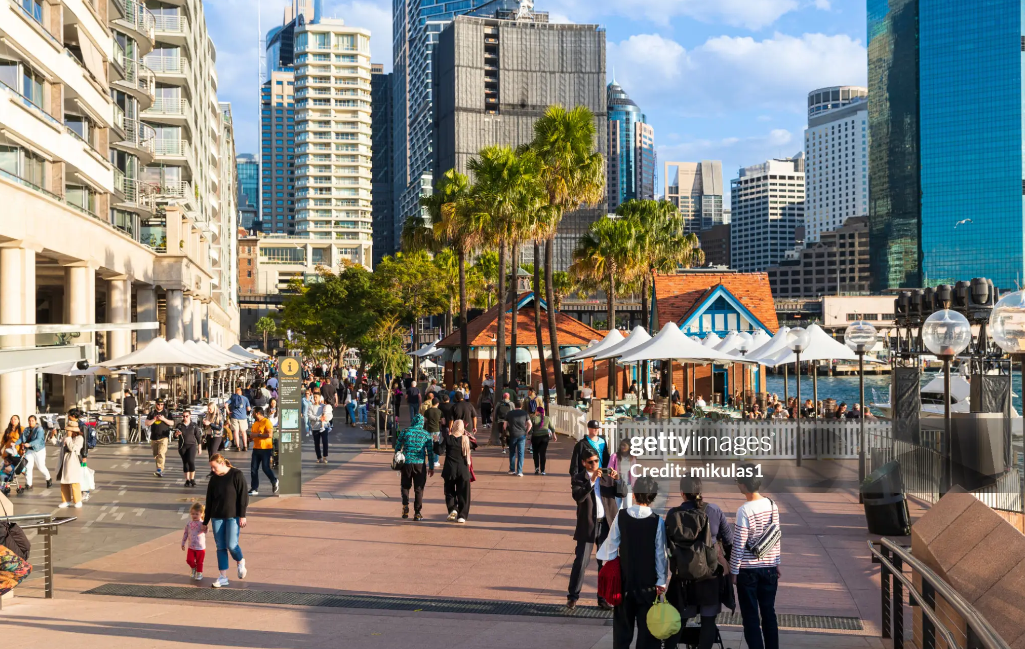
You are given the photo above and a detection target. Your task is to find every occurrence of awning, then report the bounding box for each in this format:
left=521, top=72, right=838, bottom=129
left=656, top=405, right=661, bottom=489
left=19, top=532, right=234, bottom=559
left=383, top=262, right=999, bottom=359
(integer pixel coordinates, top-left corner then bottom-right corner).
left=560, top=346, right=582, bottom=356
left=76, top=26, right=107, bottom=84
left=101, top=337, right=219, bottom=368
left=506, top=347, right=536, bottom=363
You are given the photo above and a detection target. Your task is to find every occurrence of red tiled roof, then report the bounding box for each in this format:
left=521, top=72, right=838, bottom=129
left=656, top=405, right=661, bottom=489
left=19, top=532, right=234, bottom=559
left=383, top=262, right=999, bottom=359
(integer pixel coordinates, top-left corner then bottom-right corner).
left=653, top=272, right=779, bottom=332
left=437, top=293, right=606, bottom=348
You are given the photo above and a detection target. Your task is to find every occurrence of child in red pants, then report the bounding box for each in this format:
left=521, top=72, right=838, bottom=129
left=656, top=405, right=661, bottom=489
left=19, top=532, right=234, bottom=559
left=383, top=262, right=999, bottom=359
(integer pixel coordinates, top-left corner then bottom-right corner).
left=182, top=502, right=207, bottom=580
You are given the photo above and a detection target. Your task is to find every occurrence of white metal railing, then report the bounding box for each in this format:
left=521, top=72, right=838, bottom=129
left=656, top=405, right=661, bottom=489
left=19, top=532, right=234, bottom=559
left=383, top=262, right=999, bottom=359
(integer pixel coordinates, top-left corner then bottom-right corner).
left=146, top=97, right=188, bottom=116
left=115, top=0, right=155, bottom=38
left=152, top=13, right=187, bottom=34
left=144, top=56, right=187, bottom=75
left=122, top=60, right=155, bottom=97
left=118, top=117, right=155, bottom=154
left=153, top=138, right=189, bottom=157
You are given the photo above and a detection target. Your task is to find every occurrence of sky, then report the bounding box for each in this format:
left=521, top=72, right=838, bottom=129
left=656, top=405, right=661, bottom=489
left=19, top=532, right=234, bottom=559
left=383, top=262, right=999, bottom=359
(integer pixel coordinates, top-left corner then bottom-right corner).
left=206, top=0, right=869, bottom=198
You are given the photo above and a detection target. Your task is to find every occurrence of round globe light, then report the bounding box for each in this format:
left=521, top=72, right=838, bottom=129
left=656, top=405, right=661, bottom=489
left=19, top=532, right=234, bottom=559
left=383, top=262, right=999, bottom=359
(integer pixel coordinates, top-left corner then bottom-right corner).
left=737, top=331, right=754, bottom=353
left=990, top=290, right=1025, bottom=355
left=922, top=309, right=972, bottom=357
left=844, top=320, right=878, bottom=352
left=786, top=327, right=811, bottom=352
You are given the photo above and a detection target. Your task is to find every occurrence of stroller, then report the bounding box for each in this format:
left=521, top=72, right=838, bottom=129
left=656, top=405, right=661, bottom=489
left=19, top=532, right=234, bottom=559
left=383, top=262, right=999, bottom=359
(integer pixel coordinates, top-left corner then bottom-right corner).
left=0, top=450, right=27, bottom=496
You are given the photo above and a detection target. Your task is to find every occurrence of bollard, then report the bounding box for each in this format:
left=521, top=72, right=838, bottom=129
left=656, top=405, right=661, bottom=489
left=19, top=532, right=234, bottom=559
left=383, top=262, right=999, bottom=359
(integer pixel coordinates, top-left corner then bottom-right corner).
left=117, top=415, right=130, bottom=444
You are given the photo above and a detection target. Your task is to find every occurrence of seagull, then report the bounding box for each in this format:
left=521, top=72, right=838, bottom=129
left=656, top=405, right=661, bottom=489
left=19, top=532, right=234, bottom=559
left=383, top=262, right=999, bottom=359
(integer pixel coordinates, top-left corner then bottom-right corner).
left=955, top=219, right=973, bottom=229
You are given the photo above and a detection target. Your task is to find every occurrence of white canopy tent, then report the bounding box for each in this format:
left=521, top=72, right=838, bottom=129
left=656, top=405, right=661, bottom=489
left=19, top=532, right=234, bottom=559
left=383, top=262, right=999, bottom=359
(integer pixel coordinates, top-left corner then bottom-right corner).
left=228, top=345, right=266, bottom=362
left=101, top=337, right=218, bottom=369
left=568, top=329, right=625, bottom=361
left=594, top=326, right=651, bottom=361
left=761, top=324, right=858, bottom=366
left=746, top=326, right=791, bottom=363
left=619, top=323, right=737, bottom=364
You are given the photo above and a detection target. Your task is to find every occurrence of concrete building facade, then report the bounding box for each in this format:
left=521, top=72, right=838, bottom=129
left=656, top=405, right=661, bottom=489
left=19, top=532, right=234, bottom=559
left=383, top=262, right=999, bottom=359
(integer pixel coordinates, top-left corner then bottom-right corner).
left=0, top=0, right=239, bottom=424
left=664, top=161, right=724, bottom=234
left=698, top=224, right=731, bottom=268
left=730, top=155, right=805, bottom=272
left=804, top=86, right=868, bottom=243
left=766, top=215, right=870, bottom=298
left=431, top=10, right=606, bottom=269
left=293, top=19, right=373, bottom=267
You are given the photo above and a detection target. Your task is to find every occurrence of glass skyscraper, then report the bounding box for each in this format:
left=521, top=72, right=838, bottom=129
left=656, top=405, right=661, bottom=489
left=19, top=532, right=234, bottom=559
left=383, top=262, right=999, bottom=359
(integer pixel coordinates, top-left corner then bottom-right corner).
left=869, top=0, right=1025, bottom=291
left=607, top=80, right=654, bottom=211
left=236, top=154, right=259, bottom=228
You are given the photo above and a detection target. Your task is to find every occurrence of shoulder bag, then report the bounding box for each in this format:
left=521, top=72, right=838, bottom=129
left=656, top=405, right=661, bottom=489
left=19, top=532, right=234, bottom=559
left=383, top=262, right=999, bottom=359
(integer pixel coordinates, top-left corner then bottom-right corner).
left=746, top=498, right=782, bottom=559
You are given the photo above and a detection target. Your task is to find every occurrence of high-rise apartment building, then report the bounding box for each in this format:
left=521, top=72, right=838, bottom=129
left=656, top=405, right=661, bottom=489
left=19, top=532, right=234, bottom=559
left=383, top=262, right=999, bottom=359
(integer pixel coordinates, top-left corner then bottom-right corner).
left=804, top=86, right=867, bottom=243
left=869, top=0, right=1025, bottom=290
left=371, top=63, right=394, bottom=264
left=431, top=7, right=607, bottom=270
left=607, top=80, right=654, bottom=211
left=293, top=19, right=373, bottom=267
left=260, top=70, right=297, bottom=233
left=236, top=153, right=259, bottom=228
left=730, top=155, right=805, bottom=272
left=767, top=216, right=870, bottom=298
left=0, top=0, right=239, bottom=424
left=664, top=161, right=724, bottom=234
left=392, top=0, right=501, bottom=243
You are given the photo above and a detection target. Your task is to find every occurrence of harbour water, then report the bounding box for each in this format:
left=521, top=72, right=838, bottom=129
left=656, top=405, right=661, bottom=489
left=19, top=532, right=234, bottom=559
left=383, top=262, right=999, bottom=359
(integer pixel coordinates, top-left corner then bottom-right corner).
left=766, top=372, right=1025, bottom=416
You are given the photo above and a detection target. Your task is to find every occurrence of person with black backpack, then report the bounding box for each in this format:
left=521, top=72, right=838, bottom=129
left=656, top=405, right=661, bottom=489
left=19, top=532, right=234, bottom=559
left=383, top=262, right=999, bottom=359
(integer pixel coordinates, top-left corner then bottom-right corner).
left=596, top=476, right=666, bottom=648
left=664, top=476, right=733, bottom=649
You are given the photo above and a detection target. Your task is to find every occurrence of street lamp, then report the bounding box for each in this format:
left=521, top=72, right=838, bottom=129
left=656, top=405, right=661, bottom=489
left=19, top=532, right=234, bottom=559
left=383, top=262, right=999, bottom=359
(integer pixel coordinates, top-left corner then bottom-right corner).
left=922, top=309, right=972, bottom=493
left=845, top=320, right=878, bottom=498
left=737, top=332, right=753, bottom=418
left=787, top=327, right=811, bottom=466
left=990, top=290, right=1025, bottom=513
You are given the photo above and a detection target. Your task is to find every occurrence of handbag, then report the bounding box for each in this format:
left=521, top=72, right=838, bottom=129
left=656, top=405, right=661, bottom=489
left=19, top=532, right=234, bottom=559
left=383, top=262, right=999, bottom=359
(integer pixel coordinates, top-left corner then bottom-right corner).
left=468, top=457, right=476, bottom=483
left=391, top=449, right=405, bottom=471
left=596, top=557, right=622, bottom=606
left=646, top=593, right=682, bottom=640
left=746, top=498, right=782, bottom=559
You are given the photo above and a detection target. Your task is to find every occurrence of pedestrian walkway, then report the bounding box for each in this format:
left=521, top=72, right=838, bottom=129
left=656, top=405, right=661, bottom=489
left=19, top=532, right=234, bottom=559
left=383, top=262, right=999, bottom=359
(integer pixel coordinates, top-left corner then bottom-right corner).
left=0, top=417, right=905, bottom=647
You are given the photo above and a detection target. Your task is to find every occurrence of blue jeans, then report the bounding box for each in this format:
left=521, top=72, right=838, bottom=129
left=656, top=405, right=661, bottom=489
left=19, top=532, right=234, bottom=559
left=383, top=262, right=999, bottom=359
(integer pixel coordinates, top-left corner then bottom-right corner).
left=509, top=436, right=526, bottom=474
left=211, top=518, right=243, bottom=571
left=346, top=402, right=357, bottom=425
left=357, top=404, right=367, bottom=424
left=251, top=448, right=276, bottom=492
left=736, top=567, right=779, bottom=649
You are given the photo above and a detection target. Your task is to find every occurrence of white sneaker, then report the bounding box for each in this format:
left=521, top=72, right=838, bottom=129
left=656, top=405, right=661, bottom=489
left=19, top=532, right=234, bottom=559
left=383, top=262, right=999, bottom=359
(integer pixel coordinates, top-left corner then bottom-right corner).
left=191, top=569, right=196, bottom=579
left=447, top=510, right=458, bottom=521
left=237, top=560, right=247, bottom=580
left=195, top=572, right=203, bottom=581
left=456, top=518, right=466, bottom=524
left=212, top=576, right=229, bottom=588
left=248, top=490, right=258, bottom=496
left=58, top=502, right=70, bottom=508
left=74, top=502, right=83, bottom=508
left=272, top=481, right=279, bottom=494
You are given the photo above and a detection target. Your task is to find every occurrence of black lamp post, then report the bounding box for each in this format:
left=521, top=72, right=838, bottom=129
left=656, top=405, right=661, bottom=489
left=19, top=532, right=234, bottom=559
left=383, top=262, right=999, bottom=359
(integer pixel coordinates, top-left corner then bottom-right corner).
left=845, top=320, right=878, bottom=501
left=787, top=327, right=810, bottom=467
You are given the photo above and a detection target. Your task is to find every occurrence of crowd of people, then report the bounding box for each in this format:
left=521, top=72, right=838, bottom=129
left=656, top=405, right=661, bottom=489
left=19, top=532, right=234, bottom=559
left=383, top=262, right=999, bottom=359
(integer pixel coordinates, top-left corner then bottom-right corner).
left=645, top=389, right=874, bottom=422
left=570, top=420, right=783, bottom=649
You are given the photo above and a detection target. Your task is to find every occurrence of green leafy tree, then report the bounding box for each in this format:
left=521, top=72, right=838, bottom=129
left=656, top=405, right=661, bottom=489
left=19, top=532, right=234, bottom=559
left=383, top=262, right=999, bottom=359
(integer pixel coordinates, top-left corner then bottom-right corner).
left=375, top=251, right=448, bottom=376
left=255, top=316, right=277, bottom=352
left=529, top=105, right=605, bottom=404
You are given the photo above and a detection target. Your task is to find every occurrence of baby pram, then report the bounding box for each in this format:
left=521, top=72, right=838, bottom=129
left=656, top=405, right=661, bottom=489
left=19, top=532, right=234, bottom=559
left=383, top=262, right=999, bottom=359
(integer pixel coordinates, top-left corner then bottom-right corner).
left=0, top=451, right=27, bottom=496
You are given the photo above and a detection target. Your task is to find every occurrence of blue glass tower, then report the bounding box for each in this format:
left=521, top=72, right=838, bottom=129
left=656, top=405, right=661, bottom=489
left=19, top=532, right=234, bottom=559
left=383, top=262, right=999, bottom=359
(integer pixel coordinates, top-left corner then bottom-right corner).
left=607, top=80, right=653, bottom=211
left=869, top=0, right=1025, bottom=291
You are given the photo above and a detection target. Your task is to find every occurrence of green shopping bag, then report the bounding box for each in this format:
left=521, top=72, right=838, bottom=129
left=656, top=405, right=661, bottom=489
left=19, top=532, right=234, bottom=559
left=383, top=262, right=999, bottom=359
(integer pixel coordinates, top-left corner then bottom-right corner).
left=646, top=592, right=681, bottom=640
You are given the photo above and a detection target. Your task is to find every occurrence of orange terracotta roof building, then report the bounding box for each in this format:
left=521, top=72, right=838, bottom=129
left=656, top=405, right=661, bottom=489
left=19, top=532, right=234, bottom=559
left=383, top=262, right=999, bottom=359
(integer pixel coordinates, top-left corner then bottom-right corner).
left=653, top=272, right=779, bottom=332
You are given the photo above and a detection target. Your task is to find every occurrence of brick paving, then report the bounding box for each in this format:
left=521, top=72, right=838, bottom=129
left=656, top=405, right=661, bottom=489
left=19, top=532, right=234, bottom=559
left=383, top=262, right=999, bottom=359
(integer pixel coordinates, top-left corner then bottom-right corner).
left=0, top=415, right=907, bottom=647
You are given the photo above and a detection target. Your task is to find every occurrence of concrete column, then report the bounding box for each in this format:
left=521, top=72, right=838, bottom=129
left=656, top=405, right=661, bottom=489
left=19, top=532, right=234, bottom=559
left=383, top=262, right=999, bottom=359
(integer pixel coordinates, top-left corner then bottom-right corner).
left=65, top=263, right=96, bottom=410
left=166, top=288, right=184, bottom=341
left=136, top=286, right=157, bottom=344
left=108, top=276, right=132, bottom=360
left=0, top=247, right=27, bottom=427
left=21, top=246, right=37, bottom=419
left=182, top=293, right=194, bottom=342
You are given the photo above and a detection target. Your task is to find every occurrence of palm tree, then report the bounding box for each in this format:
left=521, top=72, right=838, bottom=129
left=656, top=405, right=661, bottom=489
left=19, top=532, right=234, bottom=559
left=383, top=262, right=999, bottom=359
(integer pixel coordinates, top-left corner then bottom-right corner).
left=421, top=169, right=475, bottom=384
left=570, top=215, right=638, bottom=399
left=466, top=146, right=542, bottom=390
left=529, top=105, right=605, bottom=404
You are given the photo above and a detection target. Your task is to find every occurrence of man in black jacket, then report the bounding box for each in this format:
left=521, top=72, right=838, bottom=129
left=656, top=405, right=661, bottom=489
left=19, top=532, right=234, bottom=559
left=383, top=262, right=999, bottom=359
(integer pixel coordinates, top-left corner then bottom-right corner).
left=569, top=420, right=611, bottom=477
left=567, top=445, right=618, bottom=610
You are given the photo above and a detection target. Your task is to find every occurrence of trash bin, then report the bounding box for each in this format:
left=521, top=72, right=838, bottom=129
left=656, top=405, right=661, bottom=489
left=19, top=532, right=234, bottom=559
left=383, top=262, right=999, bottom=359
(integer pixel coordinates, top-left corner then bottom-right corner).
left=116, top=415, right=130, bottom=444
left=861, top=461, right=912, bottom=536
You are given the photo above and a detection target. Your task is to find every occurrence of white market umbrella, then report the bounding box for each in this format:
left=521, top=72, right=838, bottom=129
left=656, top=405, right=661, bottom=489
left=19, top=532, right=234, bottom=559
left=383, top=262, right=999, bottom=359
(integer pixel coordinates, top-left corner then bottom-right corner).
left=421, top=358, right=438, bottom=369
left=619, top=323, right=736, bottom=363
left=183, top=341, right=230, bottom=368
left=101, top=337, right=218, bottom=368
left=568, top=329, right=625, bottom=360
left=714, top=331, right=743, bottom=355
left=228, top=345, right=265, bottom=362
left=701, top=332, right=722, bottom=348
left=746, top=326, right=791, bottom=363
left=198, top=341, right=255, bottom=365
left=595, top=326, right=651, bottom=361
left=761, top=323, right=857, bottom=367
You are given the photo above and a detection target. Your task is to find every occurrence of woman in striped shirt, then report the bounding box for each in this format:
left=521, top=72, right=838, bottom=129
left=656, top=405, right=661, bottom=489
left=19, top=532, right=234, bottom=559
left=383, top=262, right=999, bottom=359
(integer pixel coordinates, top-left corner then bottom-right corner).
left=730, top=474, right=781, bottom=649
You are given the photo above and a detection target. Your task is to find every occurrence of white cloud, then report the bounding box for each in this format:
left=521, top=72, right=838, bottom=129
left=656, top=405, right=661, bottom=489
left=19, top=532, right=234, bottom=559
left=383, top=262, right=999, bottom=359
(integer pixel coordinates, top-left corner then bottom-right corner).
left=609, top=31, right=867, bottom=116
left=545, top=0, right=812, bottom=30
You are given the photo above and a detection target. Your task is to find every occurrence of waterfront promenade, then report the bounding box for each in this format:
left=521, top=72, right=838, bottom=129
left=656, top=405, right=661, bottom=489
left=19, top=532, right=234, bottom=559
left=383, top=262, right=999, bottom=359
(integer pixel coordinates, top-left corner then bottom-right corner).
left=0, top=419, right=896, bottom=647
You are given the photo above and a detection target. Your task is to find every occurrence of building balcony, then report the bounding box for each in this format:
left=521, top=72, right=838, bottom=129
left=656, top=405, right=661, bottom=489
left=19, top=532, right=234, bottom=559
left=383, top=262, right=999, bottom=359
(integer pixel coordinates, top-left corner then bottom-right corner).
left=111, top=117, right=156, bottom=164
left=143, top=96, right=190, bottom=126
left=144, top=55, right=189, bottom=83
left=152, top=138, right=192, bottom=168
left=152, top=13, right=189, bottom=45
left=113, top=171, right=156, bottom=216
left=111, top=0, right=155, bottom=55
left=113, top=59, right=156, bottom=109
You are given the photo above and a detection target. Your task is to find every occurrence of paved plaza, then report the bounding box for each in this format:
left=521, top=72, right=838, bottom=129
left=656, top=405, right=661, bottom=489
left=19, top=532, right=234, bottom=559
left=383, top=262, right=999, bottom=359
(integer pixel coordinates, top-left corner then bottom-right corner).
left=0, top=416, right=897, bottom=648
